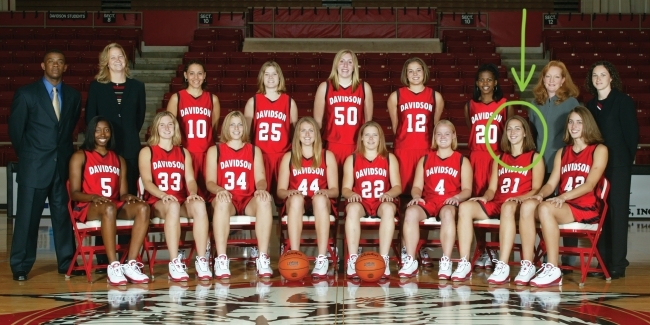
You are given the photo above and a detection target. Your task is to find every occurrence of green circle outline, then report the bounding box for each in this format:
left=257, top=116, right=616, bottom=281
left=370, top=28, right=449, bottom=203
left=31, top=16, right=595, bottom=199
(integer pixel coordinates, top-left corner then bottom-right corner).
left=484, top=100, right=548, bottom=172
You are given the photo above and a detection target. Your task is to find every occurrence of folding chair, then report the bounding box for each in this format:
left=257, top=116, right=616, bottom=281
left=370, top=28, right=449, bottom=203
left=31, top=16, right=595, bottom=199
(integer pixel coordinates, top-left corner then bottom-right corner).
left=536, top=178, right=611, bottom=286
left=66, top=182, right=133, bottom=282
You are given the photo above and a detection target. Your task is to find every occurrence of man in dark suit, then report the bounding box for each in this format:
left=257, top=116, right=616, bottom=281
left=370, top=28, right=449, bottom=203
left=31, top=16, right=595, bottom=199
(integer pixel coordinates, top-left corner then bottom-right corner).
left=9, top=50, right=82, bottom=281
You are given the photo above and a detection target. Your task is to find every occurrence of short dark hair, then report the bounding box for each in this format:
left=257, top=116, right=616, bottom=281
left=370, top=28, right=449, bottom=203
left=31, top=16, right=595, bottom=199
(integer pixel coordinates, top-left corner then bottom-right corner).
left=472, top=63, right=503, bottom=102
left=43, top=49, right=66, bottom=62
left=82, top=116, right=115, bottom=151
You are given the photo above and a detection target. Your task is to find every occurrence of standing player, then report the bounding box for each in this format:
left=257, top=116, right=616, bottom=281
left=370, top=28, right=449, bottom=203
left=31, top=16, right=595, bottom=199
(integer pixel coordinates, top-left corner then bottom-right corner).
left=398, top=120, right=472, bottom=279
left=139, top=111, right=211, bottom=282
left=342, top=121, right=402, bottom=279
left=314, top=49, right=374, bottom=167
left=69, top=116, right=150, bottom=285
left=276, top=117, right=339, bottom=278
left=206, top=111, right=274, bottom=279
left=166, top=60, right=220, bottom=199
left=388, top=57, right=444, bottom=194
left=517, top=106, right=607, bottom=287
left=452, top=116, right=543, bottom=282
left=464, top=63, right=513, bottom=269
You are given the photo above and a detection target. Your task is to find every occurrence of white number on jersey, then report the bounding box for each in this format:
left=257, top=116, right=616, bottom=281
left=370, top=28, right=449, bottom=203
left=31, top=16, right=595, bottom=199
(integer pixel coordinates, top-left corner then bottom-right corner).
left=298, top=179, right=320, bottom=196
left=406, top=113, right=427, bottom=132
left=100, top=177, right=112, bottom=197
left=434, top=179, right=445, bottom=195
left=361, top=180, right=385, bottom=199
left=186, top=119, right=207, bottom=138
left=563, top=176, right=585, bottom=192
left=334, top=106, right=358, bottom=126
left=500, top=177, right=520, bottom=194
left=476, top=124, right=498, bottom=144
left=258, top=122, right=282, bottom=141
left=224, top=171, right=247, bottom=190
left=157, top=172, right=182, bottom=191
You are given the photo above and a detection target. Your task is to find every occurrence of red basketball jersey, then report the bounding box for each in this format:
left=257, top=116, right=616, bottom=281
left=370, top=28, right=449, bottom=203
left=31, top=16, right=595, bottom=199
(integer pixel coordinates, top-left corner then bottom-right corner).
left=467, top=98, right=507, bottom=152
left=216, top=142, right=256, bottom=198
left=148, top=145, right=187, bottom=203
left=81, top=150, right=121, bottom=202
left=252, top=93, right=292, bottom=154
left=177, top=89, right=215, bottom=153
left=323, top=81, right=366, bottom=145
left=559, top=144, right=601, bottom=208
left=288, top=150, right=328, bottom=197
left=422, top=151, right=463, bottom=201
left=352, top=153, right=391, bottom=205
left=394, top=87, right=436, bottom=150
left=493, top=150, right=535, bottom=202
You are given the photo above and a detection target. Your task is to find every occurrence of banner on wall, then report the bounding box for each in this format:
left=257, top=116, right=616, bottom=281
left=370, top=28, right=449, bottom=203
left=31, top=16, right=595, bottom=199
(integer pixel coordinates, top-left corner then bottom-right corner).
left=629, top=165, right=650, bottom=219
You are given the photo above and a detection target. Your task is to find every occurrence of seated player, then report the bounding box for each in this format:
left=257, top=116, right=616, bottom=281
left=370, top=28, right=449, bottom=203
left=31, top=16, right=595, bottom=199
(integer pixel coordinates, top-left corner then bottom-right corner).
left=206, top=111, right=274, bottom=279
left=277, top=117, right=338, bottom=278
left=398, top=120, right=473, bottom=279
left=139, top=111, right=211, bottom=282
left=518, top=106, right=607, bottom=287
left=69, top=116, right=150, bottom=286
left=342, top=121, right=402, bottom=279
left=452, top=115, right=544, bottom=282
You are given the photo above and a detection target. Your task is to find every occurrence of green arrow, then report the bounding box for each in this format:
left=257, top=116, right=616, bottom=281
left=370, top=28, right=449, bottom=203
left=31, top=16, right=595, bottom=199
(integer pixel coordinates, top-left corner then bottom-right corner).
left=511, top=8, right=536, bottom=92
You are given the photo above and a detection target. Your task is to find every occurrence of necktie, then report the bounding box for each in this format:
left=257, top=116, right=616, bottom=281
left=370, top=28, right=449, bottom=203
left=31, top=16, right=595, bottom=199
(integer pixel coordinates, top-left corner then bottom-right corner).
left=52, top=87, right=60, bottom=121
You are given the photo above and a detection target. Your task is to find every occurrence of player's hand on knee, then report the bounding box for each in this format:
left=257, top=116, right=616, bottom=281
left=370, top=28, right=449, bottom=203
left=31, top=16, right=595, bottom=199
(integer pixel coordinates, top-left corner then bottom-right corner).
left=92, top=195, right=111, bottom=206
left=380, top=193, right=393, bottom=202
left=527, top=194, right=543, bottom=202
left=314, top=190, right=328, bottom=198
left=162, top=194, right=178, bottom=204
left=187, top=194, right=204, bottom=202
left=286, top=190, right=302, bottom=197
left=444, top=196, right=460, bottom=206
left=216, top=189, right=232, bottom=203
left=546, top=196, right=565, bottom=208
left=469, top=196, right=487, bottom=203
left=121, top=194, right=142, bottom=205
left=407, top=197, right=425, bottom=207
left=254, top=189, right=271, bottom=202
left=347, top=193, right=362, bottom=203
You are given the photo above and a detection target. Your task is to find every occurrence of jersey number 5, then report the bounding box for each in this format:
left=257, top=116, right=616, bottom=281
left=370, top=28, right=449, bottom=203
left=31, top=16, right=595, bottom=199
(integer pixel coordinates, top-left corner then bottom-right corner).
left=101, top=178, right=112, bottom=197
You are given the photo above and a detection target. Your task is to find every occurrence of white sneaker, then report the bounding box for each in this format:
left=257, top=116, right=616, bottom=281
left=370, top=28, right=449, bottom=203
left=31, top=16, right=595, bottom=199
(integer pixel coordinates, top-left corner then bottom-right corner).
left=514, top=260, right=537, bottom=286
left=123, top=260, right=149, bottom=284
left=214, top=254, right=231, bottom=279
left=382, top=255, right=391, bottom=279
left=256, top=252, right=273, bottom=278
left=438, top=256, right=452, bottom=280
left=474, top=249, right=496, bottom=269
left=487, top=260, right=510, bottom=285
left=214, top=281, right=230, bottom=299
left=195, top=256, right=212, bottom=280
left=398, top=254, right=419, bottom=278
left=530, top=263, right=562, bottom=288
left=420, top=247, right=433, bottom=266
left=451, top=257, right=472, bottom=282
left=107, top=261, right=127, bottom=286
left=311, top=255, right=329, bottom=279
left=168, top=255, right=189, bottom=282
left=247, top=247, right=259, bottom=266
left=346, top=254, right=358, bottom=279
left=400, top=246, right=407, bottom=265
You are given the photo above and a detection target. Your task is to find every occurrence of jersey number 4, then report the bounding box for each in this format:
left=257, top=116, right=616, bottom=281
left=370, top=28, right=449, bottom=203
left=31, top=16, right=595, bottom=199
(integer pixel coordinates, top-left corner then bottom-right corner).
left=224, top=171, right=247, bottom=190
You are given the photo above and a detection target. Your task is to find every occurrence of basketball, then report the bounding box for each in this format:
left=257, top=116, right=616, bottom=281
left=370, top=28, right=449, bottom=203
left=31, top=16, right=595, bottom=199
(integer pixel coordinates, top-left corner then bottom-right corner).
left=278, top=250, right=310, bottom=281
left=355, top=251, right=386, bottom=282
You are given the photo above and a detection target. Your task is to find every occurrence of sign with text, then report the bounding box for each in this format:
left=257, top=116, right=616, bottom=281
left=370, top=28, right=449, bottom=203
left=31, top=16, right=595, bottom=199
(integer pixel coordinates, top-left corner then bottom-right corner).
left=48, top=12, right=87, bottom=20
left=630, top=174, right=650, bottom=219
left=199, top=13, right=213, bottom=24
left=102, top=13, right=116, bottom=23
left=544, top=14, right=558, bottom=26
left=461, top=14, right=474, bottom=25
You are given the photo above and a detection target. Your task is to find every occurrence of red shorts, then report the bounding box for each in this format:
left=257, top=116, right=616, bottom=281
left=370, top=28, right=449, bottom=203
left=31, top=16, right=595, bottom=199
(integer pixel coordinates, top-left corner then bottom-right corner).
left=279, top=195, right=337, bottom=217
left=567, top=199, right=604, bottom=224
left=325, top=142, right=356, bottom=167
left=146, top=192, right=186, bottom=206
left=470, top=151, right=495, bottom=197
left=262, top=152, right=285, bottom=202
left=214, top=194, right=255, bottom=215
left=189, top=150, right=208, bottom=199
left=395, top=148, right=430, bottom=195
left=477, top=199, right=506, bottom=218
left=416, top=196, right=454, bottom=219
left=72, top=200, right=125, bottom=223
left=353, top=198, right=399, bottom=218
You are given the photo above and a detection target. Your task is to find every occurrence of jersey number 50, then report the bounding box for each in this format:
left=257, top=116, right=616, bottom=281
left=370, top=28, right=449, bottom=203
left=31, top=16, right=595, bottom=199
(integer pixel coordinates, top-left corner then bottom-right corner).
left=334, top=106, right=358, bottom=126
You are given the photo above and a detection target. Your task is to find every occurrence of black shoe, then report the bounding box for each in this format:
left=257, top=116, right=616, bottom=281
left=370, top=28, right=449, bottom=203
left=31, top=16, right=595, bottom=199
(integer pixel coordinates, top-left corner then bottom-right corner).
left=610, top=270, right=626, bottom=279
left=587, top=272, right=604, bottom=277
left=13, top=271, right=27, bottom=281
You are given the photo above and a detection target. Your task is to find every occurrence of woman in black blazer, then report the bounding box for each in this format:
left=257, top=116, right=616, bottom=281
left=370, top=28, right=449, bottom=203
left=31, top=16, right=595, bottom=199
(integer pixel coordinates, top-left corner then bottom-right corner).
left=585, top=61, right=639, bottom=279
left=86, top=43, right=146, bottom=195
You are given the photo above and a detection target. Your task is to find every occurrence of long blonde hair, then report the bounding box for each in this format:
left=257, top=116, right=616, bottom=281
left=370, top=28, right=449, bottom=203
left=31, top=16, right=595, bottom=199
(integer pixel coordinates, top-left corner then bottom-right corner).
left=219, top=111, right=250, bottom=143
left=431, top=119, right=457, bottom=150
left=291, top=117, right=323, bottom=170
left=355, top=121, right=389, bottom=158
left=328, top=49, right=361, bottom=92
left=256, top=61, right=286, bottom=94
left=147, top=111, right=182, bottom=146
left=95, top=43, right=131, bottom=83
